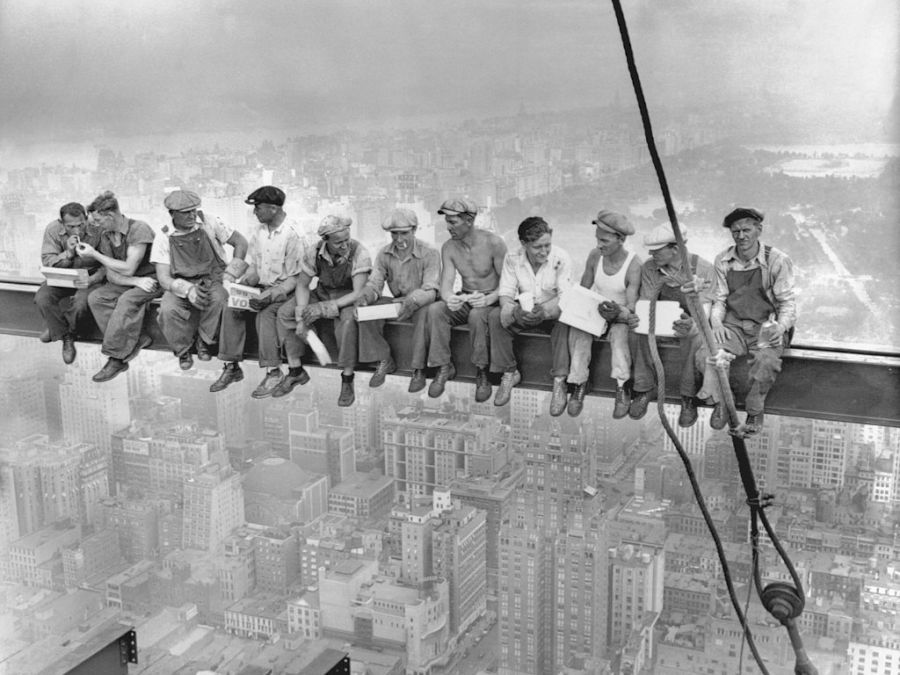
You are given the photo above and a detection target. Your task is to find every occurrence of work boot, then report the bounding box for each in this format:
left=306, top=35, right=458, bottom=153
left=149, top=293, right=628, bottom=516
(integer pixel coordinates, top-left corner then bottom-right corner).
left=179, top=352, right=194, bottom=371
left=39, top=329, right=51, bottom=343
left=92, top=357, right=129, bottom=383
left=710, top=402, right=728, bottom=430
left=628, top=390, right=654, bottom=420
left=271, top=366, right=311, bottom=398
left=195, top=337, right=212, bottom=361
left=474, top=368, right=492, bottom=403
left=124, top=334, right=153, bottom=363
left=251, top=368, right=283, bottom=399
left=428, top=363, right=456, bottom=398
left=549, top=376, right=568, bottom=417
left=744, top=412, right=765, bottom=436
left=61, top=335, right=77, bottom=365
left=338, top=374, right=356, bottom=407
left=494, top=370, right=521, bottom=407
left=369, top=358, right=396, bottom=388
left=209, top=363, right=243, bottom=392
left=678, top=397, right=698, bottom=428
left=613, top=386, right=630, bottom=419
left=568, top=381, right=588, bottom=417
left=408, top=369, right=427, bottom=393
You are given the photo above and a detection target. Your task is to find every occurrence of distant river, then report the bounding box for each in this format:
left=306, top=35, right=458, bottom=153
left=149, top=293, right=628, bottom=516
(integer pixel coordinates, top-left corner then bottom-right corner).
left=743, top=143, right=900, bottom=157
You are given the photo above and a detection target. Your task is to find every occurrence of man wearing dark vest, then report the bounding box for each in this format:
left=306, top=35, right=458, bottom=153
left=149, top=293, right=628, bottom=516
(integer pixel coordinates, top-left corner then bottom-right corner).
left=78, top=191, right=162, bottom=382
left=35, top=202, right=105, bottom=364
left=279, top=215, right=371, bottom=407
left=627, top=223, right=715, bottom=427
left=210, top=185, right=306, bottom=398
left=696, top=208, right=796, bottom=435
left=151, top=190, right=249, bottom=370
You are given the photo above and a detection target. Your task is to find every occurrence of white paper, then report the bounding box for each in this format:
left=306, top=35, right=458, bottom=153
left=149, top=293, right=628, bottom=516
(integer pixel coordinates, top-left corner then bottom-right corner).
left=224, top=281, right=261, bottom=311
left=355, top=303, right=400, bottom=321
left=558, top=286, right=609, bottom=337
left=41, top=266, right=88, bottom=289
left=516, top=291, right=535, bottom=313
left=305, top=329, right=333, bottom=365
left=634, top=300, right=683, bottom=337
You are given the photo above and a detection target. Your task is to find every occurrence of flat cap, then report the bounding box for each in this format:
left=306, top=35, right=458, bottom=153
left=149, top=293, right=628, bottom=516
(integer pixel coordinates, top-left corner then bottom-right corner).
left=164, top=189, right=201, bottom=212
left=644, top=222, right=687, bottom=250
left=723, top=207, right=764, bottom=228
left=245, top=185, right=285, bottom=207
left=437, top=197, right=478, bottom=216
left=318, top=215, right=352, bottom=238
left=382, top=208, right=418, bottom=232
left=592, top=210, right=634, bottom=236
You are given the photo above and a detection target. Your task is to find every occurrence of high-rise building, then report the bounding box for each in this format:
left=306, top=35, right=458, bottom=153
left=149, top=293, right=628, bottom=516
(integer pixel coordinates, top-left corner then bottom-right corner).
left=253, top=528, right=300, bottom=594
left=110, top=421, right=226, bottom=498
left=289, top=409, right=355, bottom=488
left=606, top=543, right=664, bottom=654
left=383, top=406, right=508, bottom=502
left=60, top=352, right=130, bottom=456
left=812, top=419, right=849, bottom=488
left=62, top=528, right=123, bottom=588
left=0, top=373, right=48, bottom=441
left=159, top=367, right=249, bottom=447
left=327, top=471, right=394, bottom=520
left=243, top=456, right=328, bottom=527
left=431, top=500, right=487, bottom=635
left=182, top=463, right=244, bottom=553
left=97, top=497, right=159, bottom=562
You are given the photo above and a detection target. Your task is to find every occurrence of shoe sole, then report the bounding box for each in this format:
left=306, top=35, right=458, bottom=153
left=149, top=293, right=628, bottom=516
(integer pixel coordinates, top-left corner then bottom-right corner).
left=92, top=362, right=129, bottom=382
left=209, top=373, right=243, bottom=392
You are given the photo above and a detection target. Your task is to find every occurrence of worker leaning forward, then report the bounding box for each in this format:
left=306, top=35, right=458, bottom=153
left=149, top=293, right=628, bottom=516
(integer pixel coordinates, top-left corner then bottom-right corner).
left=695, top=208, right=796, bottom=436
left=566, top=210, right=642, bottom=418
left=209, top=185, right=305, bottom=398
left=78, top=191, right=162, bottom=382
left=488, top=216, right=572, bottom=414
left=354, top=208, right=440, bottom=390
left=627, top=223, right=715, bottom=427
left=280, top=215, right=372, bottom=407
left=422, top=198, right=507, bottom=402
left=35, top=202, right=105, bottom=365
left=151, top=189, right=249, bottom=371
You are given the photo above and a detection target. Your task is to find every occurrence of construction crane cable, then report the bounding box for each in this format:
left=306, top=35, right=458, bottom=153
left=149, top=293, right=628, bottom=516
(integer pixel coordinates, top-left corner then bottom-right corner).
left=646, top=298, right=770, bottom=675
left=608, top=1, right=818, bottom=672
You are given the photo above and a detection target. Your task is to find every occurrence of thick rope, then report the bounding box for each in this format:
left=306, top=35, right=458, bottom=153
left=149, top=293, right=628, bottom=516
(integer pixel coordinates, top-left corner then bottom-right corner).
left=646, top=297, right=770, bottom=675
left=609, top=1, right=817, bottom=672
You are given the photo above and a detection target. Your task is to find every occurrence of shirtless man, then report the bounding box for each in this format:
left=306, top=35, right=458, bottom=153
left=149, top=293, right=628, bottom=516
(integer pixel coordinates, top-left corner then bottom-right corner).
left=422, top=198, right=507, bottom=401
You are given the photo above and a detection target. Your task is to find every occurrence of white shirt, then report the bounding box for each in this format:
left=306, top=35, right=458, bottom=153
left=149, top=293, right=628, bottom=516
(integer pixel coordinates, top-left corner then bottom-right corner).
left=498, top=244, right=573, bottom=305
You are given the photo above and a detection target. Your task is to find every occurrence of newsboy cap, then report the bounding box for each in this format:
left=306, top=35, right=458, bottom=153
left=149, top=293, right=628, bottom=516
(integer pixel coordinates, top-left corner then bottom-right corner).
left=318, top=215, right=352, bottom=238
left=437, top=198, right=478, bottom=216
left=164, top=190, right=201, bottom=212
left=592, top=210, right=634, bottom=236
left=722, top=207, right=764, bottom=228
left=382, top=208, right=418, bottom=232
left=644, top=222, right=687, bottom=251
left=245, top=186, right=286, bottom=207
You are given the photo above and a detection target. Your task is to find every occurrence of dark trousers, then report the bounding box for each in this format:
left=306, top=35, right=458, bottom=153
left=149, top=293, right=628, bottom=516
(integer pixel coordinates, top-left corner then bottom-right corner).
left=632, top=332, right=701, bottom=397
left=357, top=297, right=430, bottom=367
left=157, top=282, right=228, bottom=357
left=34, top=283, right=96, bottom=340
left=487, top=307, right=569, bottom=377
left=219, top=299, right=292, bottom=368
left=696, top=319, right=784, bottom=415
left=425, top=301, right=491, bottom=369
left=88, top=282, right=162, bottom=360
left=278, top=296, right=358, bottom=370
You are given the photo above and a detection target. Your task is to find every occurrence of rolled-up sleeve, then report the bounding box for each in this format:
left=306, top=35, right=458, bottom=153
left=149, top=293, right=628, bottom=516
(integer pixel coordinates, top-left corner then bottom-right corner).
left=363, top=251, right=389, bottom=303
left=299, top=242, right=319, bottom=278
left=41, top=222, right=71, bottom=268
left=498, top=253, right=518, bottom=301
left=407, top=247, right=441, bottom=307
left=768, top=251, right=797, bottom=331
left=709, top=254, right=730, bottom=325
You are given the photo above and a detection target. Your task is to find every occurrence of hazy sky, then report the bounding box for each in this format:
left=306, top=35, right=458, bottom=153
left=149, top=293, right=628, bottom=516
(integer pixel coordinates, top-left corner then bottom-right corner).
left=0, top=0, right=896, bottom=143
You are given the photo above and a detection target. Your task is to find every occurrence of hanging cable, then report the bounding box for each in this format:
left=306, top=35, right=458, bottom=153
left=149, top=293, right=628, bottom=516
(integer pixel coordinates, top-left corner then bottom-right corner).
left=608, top=1, right=818, bottom=673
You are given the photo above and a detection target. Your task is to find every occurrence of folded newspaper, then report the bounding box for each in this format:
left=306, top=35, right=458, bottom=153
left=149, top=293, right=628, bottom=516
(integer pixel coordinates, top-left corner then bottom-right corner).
left=558, top=285, right=609, bottom=337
